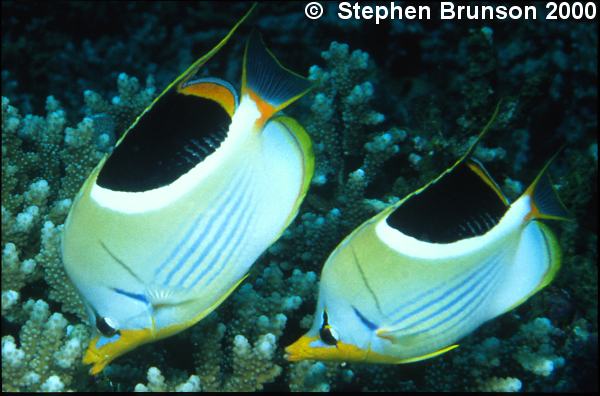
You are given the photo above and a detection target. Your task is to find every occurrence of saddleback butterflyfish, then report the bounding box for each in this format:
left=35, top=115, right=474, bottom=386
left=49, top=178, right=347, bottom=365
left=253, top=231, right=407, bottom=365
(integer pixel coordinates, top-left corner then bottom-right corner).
left=61, top=7, right=314, bottom=375
left=286, top=105, right=571, bottom=364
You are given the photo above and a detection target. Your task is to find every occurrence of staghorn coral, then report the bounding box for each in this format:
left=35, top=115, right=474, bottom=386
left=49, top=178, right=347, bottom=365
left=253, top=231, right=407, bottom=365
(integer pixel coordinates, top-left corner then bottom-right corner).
left=2, top=1, right=597, bottom=392
left=420, top=315, right=596, bottom=392
left=187, top=261, right=318, bottom=391
left=1, top=74, right=155, bottom=391
left=134, top=367, right=201, bottom=392
left=1, top=72, right=154, bottom=323
left=274, top=42, right=415, bottom=269
left=513, top=318, right=565, bottom=377
left=479, top=376, right=523, bottom=392
left=1, top=299, right=90, bottom=392
left=3, top=95, right=88, bottom=323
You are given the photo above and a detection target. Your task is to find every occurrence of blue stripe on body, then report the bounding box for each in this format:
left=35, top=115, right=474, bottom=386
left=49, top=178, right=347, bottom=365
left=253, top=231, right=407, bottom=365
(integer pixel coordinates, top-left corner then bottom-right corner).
left=153, top=209, right=204, bottom=278
left=390, top=255, right=497, bottom=327
left=385, top=262, right=470, bottom=320
left=190, top=188, right=256, bottom=289
left=426, top=263, right=501, bottom=339
left=396, top=252, right=501, bottom=332
left=352, top=306, right=378, bottom=330
left=158, top=171, right=245, bottom=283
left=405, top=253, right=504, bottom=337
left=175, top=173, right=252, bottom=288
left=163, top=171, right=249, bottom=285
left=113, top=288, right=149, bottom=304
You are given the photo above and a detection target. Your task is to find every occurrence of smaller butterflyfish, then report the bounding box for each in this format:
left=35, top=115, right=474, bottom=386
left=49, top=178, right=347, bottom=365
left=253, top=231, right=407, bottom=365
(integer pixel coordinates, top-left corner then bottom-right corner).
left=286, top=106, right=571, bottom=364
left=62, top=5, right=315, bottom=375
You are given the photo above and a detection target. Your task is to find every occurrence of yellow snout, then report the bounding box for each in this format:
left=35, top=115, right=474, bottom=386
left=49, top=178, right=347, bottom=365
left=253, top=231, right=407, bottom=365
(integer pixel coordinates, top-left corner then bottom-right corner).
left=285, top=334, right=371, bottom=363
left=83, top=328, right=153, bottom=375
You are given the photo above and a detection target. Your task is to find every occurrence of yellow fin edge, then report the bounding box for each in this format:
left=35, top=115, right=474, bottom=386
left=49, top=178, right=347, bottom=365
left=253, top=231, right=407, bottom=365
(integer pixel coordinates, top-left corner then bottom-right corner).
left=174, top=273, right=250, bottom=336
left=395, top=344, right=460, bottom=364
left=176, top=4, right=256, bottom=90
left=269, top=115, right=315, bottom=239
left=84, top=274, right=250, bottom=375
left=502, top=222, right=562, bottom=313
left=384, top=101, right=503, bottom=215
left=467, top=160, right=509, bottom=205
left=114, top=4, right=256, bottom=148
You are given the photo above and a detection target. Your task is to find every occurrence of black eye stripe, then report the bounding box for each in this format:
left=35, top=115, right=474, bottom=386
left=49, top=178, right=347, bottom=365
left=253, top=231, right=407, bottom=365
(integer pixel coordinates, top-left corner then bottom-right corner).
left=319, top=326, right=338, bottom=346
left=319, top=310, right=338, bottom=345
left=96, top=314, right=120, bottom=337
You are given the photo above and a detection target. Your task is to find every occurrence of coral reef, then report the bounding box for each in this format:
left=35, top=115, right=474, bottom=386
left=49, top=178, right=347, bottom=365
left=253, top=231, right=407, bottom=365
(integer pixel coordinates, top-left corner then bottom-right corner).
left=421, top=315, right=596, bottom=392
left=134, top=367, right=201, bottom=392
left=2, top=299, right=90, bottom=392
left=2, top=1, right=597, bottom=392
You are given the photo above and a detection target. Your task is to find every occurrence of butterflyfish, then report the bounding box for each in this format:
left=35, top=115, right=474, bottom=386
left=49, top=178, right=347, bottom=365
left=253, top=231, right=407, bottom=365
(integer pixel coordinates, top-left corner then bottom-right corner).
left=62, top=6, right=314, bottom=375
left=286, top=106, right=570, bottom=364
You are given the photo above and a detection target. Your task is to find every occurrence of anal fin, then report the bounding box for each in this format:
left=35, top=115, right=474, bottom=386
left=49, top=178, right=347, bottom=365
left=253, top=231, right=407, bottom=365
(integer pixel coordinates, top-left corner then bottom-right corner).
left=376, top=327, right=460, bottom=363
left=396, top=344, right=460, bottom=363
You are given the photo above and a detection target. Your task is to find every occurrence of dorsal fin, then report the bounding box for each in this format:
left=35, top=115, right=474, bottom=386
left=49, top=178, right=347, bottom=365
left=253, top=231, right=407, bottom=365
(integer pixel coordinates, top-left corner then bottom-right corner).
left=114, top=4, right=256, bottom=149
left=387, top=160, right=508, bottom=243
left=179, top=77, right=238, bottom=117
left=175, top=4, right=257, bottom=91
left=466, top=158, right=509, bottom=206
left=386, top=102, right=506, bottom=243
left=241, top=30, right=312, bottom=127
left=450, top=100, right=503, bottom=171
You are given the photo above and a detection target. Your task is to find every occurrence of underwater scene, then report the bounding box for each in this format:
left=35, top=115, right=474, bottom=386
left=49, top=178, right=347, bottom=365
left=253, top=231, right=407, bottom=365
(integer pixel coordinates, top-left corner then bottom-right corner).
left=1, top=1, right=597, bottom=392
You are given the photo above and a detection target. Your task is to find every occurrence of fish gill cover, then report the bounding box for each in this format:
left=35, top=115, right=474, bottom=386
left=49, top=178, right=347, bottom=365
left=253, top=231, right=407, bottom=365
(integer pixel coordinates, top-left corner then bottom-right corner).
left=1, top=0, right=597, bottom=392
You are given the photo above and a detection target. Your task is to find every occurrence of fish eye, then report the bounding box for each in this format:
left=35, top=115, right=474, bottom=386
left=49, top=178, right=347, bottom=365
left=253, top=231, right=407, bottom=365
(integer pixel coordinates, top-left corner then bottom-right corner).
left=96, top=315, right=120, bottom=337
left=319, top=310, right=338, bottom=346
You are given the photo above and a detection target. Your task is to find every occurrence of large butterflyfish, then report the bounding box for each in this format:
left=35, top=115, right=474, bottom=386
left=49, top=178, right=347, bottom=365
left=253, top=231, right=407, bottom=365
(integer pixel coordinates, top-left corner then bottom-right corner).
left=62, top=5, right=314, bottom=374
left=285, top=105, right=570, bottom=364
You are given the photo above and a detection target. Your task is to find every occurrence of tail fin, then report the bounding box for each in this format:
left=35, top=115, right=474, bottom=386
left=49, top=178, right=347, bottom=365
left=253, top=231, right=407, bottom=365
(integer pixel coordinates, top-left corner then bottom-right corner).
left=242, top=30, right=312, bottom=127
left=524, top=149, right=572, bottom=221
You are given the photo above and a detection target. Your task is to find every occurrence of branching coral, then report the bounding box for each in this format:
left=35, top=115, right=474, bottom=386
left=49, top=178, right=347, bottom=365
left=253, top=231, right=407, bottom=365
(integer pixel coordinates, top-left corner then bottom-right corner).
left=1, top=299, right=90, bottom=392
left=479, top=376, right=523, bottom=392
left=3, top=96, right=88, bottom=322
left=1, top=3, right=597, bottom=390
left=514, top=318, right=565, bottom=377
left=1, top=74, right=154, bottom=391
left=274, top=42, right=414, bottom=269
left=420, top=315, right=595, bottom=392
left=188, top=261, right=318, bottom=391
left=134, top=367, right=201, bottom=392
